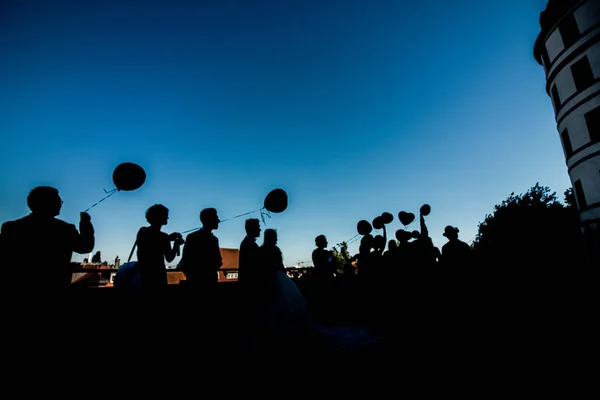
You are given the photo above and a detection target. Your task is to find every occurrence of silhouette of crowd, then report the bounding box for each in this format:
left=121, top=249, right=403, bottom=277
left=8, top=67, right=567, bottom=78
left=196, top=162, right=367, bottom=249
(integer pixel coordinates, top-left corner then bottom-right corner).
left=0, top=184, right=588, bottom=353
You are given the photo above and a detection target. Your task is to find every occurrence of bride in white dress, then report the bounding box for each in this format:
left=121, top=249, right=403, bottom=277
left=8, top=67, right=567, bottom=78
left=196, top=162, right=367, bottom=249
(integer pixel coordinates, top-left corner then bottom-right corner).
left=244, top=229, right=381, bottom=352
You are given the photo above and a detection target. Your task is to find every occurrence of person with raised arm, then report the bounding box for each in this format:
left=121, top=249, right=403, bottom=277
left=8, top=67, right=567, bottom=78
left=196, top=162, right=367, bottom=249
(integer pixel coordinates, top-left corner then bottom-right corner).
left=0, top=186, right=95, bottom=289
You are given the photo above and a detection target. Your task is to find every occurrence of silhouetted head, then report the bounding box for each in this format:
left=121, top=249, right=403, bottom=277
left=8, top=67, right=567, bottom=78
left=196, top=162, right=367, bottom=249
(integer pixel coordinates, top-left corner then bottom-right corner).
left=200, top=208, right=220, bottom=230
left=411, top=230, right=420, bottom=239
left=443, top=225, right=459, bottom=241
left=388, top=240, right=398, bottom=251
left=315, top=234, right=327, bottom=249
left=263, top=228, right=278, bottom=246
left=145, top=204, right=169, bottom=226
left=245, top=218, right=261, bottom=238
left=27, top=186, right=62, bottom=217
left=373, top=234, right=385, bottom=251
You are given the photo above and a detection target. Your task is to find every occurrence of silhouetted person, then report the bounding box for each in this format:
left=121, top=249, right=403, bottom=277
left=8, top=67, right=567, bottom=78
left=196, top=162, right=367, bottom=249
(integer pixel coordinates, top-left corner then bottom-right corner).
left=135, top=204, right=183, bottom=290
left=370, top=234, right=386, bottom=276
left=395, top=229, right=413, bottom=263
left=412, top=214, right=440, bottom=270
left=383, top=240, right=398, bottom=270
left=312, top=234, right=335, bottom=280
left=238, top=218, right=261, bottom=290
left=0, top=186, right=95, bottom=289
left=358, top=234, right=374, bottom=280
left=260, top=228, right=286, bottom=274
left=441, top=225, right=472, bottom=272
left=181, top=208, right=222, bottom=292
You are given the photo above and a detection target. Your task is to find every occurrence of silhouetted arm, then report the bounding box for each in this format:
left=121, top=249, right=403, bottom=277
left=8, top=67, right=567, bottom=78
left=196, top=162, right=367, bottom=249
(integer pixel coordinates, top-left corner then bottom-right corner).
left=420, top=214, right=429, bottom=238
left=214, top=237, right=223, bottom=270
left=72, top=212, right=95, bottom=254
left=164, top=233, right=182, bottom=263
left=164, top=240, right=177, bottom=264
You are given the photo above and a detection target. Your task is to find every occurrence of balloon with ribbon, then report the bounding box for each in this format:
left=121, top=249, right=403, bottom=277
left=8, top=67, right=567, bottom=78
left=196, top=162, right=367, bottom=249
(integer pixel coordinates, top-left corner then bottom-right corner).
left=420, top=204, right=431, bottom=216
left=264, top=188, right=288, bottom=213
left=84, top=162, right=146, bottom=213
left=181, top=188, right=288, bottom=234
left=357, top=220, right=372, bottom=235
left=113, top=162, right=146, bottom=191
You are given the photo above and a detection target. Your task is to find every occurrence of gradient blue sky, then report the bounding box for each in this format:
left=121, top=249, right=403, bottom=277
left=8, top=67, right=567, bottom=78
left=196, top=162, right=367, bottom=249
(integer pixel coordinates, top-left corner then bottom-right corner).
left=0, top=0, right=569, bottom=266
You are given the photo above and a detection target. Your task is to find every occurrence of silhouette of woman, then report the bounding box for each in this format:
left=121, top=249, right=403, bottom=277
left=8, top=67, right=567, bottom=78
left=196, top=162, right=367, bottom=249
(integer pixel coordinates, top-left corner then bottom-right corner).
left=136, top=204, right=183, bottom=290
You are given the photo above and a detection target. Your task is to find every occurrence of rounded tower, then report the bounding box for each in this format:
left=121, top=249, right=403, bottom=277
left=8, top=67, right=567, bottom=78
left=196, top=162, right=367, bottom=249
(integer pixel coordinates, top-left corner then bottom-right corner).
left=534, top=0, right=600, bottom=263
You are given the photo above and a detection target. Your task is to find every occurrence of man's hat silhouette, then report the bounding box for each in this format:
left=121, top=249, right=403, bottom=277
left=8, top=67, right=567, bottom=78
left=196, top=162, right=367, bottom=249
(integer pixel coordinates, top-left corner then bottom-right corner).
left=443, top=225, right=459, bottom=237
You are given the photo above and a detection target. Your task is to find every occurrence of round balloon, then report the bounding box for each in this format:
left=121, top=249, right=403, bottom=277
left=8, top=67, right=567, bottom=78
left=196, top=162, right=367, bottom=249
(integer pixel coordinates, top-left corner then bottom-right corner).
left=357, top=220, right=372, bottom=235
left=113, top=162, right=146, bottom=191
left=372, top=216, right=384, bottom=230
left=381, top=212, right=393, bottom=224
left=420, top=204, right=431, bottom=216
left=264, top=188, right=288, bottom=213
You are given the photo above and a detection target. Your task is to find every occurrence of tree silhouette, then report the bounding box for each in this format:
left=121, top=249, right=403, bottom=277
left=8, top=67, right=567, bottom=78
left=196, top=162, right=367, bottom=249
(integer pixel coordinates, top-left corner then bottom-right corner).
left=472, top=183, right=585, bottom=269
left=332, top=241, right=355, bottom=276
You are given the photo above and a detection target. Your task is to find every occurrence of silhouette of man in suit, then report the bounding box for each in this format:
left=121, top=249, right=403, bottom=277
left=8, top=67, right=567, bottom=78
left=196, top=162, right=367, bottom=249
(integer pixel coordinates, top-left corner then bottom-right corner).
left=0, top=186, right=95, bottom=289
left=238, top=218, right=261, bottom=289
left=181, top=208, right=222, bottom=292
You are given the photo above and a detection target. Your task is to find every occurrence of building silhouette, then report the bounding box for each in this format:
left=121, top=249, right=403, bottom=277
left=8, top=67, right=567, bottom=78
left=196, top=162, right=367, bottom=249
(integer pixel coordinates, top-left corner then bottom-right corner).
left=534, top=0, right=600, bottom=262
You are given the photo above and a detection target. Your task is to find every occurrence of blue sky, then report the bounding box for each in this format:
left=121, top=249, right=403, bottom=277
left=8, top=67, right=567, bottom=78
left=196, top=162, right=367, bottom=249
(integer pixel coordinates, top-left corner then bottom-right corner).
left=0, top=0, right=569, bottom=266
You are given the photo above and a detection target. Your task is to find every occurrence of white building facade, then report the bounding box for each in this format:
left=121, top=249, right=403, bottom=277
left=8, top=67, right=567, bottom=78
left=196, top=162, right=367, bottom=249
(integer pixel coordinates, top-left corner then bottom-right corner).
left=534, top=0, right=600, bottom=262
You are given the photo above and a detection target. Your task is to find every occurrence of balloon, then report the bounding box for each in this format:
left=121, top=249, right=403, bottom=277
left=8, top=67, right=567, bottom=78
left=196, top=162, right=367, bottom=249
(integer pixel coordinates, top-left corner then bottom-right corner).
left=420, top=204, right=431, bottom=216
left=398, top=211, right=408, bottom=223
left=264, top=188, right=288, bottom=213
left=372, top=216, right=384, bottom=230
left=381, top=212, right=393, bottom=224
left=357, top=220, right=372, bottom=235
left=398, top=211, right=415, bottom=226
left=113, top=162, right=146, bottom=191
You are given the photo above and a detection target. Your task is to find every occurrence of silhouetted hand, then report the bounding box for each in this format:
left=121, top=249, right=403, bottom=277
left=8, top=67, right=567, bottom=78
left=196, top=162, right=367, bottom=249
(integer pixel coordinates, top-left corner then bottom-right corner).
left=80, top=212, right=91, bottom=223
left=169, top=232, right=184, bottom=245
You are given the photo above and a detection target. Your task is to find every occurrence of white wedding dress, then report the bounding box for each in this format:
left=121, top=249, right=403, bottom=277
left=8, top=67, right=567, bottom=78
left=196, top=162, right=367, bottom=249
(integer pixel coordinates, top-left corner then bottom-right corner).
left=245, top=270, right=382, bottom=352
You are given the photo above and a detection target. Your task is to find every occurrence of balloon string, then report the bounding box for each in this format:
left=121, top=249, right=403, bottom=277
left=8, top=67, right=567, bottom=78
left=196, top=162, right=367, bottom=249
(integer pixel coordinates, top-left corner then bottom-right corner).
left=180, top=207, right=265, bottom=235
left=221, top=208, right=263, bottom=223
left=83, top=188, right=118, bottom=213
left=346, top=233, right=361, bottom=244
left=260, top=207, right=271, bottom=225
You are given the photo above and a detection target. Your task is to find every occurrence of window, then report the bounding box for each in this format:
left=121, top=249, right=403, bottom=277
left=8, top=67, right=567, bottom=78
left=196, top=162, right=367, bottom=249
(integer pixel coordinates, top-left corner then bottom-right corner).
left=584, top=105, right=600, bottom=143
left=574, top=179, right=587, bottom=210
left=559, top=13, right=580, bottom=48
left=562, top=128, right=574, bottom=158
left=571, top=56, right=595, bottom=92
left=551, top=85, right=561, bottom=110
